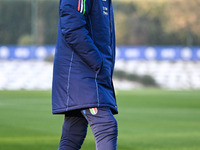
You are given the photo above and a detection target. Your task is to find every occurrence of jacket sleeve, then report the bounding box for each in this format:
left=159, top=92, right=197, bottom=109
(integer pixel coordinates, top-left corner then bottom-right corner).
left=59, top=0, right=102, bottom=73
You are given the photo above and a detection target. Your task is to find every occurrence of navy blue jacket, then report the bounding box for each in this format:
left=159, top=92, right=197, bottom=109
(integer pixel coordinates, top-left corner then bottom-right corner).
left=52, top=0, right=118, bottom=114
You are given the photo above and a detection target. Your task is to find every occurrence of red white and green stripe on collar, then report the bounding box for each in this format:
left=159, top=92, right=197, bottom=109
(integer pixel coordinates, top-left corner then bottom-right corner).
left=78, top=0, right=86, bottom=15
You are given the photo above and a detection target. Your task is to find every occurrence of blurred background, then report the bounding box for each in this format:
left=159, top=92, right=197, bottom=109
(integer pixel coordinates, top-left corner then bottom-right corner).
left=0, top=0, right=200, bottom=150
left=0, top=0, right=200, bottom=90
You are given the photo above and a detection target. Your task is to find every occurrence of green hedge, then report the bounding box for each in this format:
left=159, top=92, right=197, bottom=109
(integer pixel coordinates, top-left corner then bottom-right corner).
left=0, top=0, right=199, bottom=45
left=113, top=70, right=158, bottom=87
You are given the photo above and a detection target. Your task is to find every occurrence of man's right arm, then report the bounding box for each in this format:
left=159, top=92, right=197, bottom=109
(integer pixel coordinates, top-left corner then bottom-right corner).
left=59, top=0, right=103, bottom=73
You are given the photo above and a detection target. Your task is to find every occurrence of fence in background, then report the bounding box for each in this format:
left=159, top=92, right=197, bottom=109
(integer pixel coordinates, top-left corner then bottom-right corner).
left=0, top=45, right=200, bottom=61
left=0, top=45, right=200, bottom=90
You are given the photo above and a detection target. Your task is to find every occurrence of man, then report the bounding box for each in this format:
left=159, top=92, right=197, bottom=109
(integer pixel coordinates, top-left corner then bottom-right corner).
left=52, top=0, right=118, bottom=149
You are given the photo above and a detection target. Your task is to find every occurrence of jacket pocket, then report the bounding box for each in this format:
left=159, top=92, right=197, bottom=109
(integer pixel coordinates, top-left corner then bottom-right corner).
left=97, top=61, right=112, bottom=86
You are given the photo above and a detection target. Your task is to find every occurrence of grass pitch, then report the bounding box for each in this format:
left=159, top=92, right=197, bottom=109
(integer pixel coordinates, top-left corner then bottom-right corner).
left=0, top=90, right=200, bottom=150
